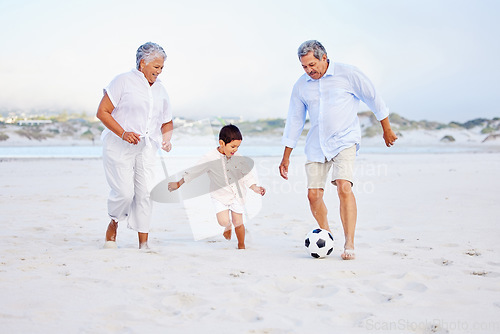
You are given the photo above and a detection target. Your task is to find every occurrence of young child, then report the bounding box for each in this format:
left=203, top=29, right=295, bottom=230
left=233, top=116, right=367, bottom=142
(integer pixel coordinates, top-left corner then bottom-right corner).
left=168, top=124, right=266, bottom=249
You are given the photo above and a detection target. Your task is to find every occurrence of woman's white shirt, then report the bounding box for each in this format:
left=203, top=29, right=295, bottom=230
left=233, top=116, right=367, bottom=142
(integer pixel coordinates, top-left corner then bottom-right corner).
left=101, top=68, right=172, bottom=148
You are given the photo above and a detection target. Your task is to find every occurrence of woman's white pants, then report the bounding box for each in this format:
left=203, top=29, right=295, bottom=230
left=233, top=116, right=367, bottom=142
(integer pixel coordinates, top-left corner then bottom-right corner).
left=102, top=135, right=157, bottom=233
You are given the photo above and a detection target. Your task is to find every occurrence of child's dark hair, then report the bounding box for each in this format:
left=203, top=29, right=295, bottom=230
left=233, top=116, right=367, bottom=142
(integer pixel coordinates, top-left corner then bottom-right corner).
left=219, top=124, right=242, bottom=144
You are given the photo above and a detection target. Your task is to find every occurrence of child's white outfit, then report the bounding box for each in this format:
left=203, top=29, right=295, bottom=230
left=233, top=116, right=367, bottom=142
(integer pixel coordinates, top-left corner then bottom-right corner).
left=183, top=148, right=257, bottom=213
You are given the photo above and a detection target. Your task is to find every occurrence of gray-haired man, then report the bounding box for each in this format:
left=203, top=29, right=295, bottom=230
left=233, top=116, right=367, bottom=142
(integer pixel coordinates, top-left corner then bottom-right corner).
left=279, top=40, right=397, bottom=260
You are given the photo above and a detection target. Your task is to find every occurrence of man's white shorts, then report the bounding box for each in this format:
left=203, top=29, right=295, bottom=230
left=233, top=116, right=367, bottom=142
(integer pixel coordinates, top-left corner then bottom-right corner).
left=305, top=145, right=356, bottom=189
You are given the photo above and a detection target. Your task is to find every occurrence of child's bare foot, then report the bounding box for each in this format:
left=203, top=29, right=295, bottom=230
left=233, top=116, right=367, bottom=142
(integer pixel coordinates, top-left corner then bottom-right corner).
left=105, top=220, right=118, bottom=242
left=235, top=224, right=245, bottom=249
left=223, top=228, right=232, bottom=240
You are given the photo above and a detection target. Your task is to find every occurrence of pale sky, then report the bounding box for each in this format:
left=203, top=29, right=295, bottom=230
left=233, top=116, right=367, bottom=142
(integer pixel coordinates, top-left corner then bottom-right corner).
left=0, top=0, right=499, bottom=123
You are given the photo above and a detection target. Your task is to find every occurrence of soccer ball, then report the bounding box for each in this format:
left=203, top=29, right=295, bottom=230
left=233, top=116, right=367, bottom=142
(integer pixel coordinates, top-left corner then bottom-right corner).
left=305, top=228, right=334, bottom=258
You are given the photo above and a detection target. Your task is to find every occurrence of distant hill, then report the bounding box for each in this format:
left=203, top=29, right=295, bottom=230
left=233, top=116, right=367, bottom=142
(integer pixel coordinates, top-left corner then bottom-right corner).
left=1, top=111, right=499, bottom=146
left=357, top=112, right=500, bottom=144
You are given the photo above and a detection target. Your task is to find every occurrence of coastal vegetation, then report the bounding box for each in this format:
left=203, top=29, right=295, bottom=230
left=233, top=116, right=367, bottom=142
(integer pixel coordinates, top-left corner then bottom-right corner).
left=0, top=109, right=499, bottom=144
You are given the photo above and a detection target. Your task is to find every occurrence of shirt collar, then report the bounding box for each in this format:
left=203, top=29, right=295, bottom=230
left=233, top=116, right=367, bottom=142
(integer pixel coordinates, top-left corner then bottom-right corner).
left=131, top=68, right=162, bottom=85
left=306, top=59, right=335, bottom=82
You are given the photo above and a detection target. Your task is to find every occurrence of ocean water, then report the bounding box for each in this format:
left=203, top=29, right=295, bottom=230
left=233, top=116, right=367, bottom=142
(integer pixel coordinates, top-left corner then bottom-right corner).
left=0, top=144, right=495, bottom=158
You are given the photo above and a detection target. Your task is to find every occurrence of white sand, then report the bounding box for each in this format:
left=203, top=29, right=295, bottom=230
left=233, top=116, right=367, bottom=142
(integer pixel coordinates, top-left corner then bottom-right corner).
left=1, top=153, right=499, bottom=333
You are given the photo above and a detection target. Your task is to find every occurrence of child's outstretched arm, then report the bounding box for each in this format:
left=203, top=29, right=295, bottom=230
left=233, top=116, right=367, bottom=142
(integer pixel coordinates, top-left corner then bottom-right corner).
left=250, top=184, right=266, bottom=196
left=168, top=178, right=185, bottom=192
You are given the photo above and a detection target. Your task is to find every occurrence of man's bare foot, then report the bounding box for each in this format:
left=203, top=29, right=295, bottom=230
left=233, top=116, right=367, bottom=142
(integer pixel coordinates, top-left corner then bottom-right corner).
left=105, top=220, right=118, bottom=242
left=223, top=228, right=232, bottom=240
left=238, top=243, right=245, bottom=249
left=341, top=248, right=355, bottom=260
left=342, top=241, right=355, bottom=260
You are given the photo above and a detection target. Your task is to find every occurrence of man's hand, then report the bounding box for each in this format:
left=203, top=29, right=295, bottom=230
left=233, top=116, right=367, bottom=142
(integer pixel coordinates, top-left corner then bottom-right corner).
left=279, top=147, right=293, bottom=180
left=380, top=117, right=398, bottom=147
left=279, top=158, right=289, bottom=180
left=383, top=129, right=398, bottom=147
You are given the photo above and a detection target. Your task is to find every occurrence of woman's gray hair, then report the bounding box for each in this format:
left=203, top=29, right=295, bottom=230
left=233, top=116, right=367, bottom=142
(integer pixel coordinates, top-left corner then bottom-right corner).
left=136, top=42, right=167, bottom=69
left=297, top=40, right=327, bottom=60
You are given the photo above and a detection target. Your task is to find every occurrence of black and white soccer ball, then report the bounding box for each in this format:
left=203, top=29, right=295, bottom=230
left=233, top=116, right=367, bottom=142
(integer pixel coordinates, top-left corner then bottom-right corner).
left=304, top=228, right=334, bottom=258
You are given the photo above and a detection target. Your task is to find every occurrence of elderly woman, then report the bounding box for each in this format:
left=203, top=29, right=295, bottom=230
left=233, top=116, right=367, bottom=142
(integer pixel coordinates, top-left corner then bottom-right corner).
left=96, top=42, right=173, bottom=249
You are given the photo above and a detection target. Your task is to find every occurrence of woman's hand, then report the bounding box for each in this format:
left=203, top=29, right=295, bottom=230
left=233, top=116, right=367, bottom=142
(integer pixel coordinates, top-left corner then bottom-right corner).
left=161, top=121, right=173, bottom=152
left=162, top=140, right=172, bottom=152
left=122, top=131, right=141, bottom=145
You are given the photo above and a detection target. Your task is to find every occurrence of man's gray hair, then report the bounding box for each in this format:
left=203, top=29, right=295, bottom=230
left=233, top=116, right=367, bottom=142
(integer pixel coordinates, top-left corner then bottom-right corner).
left=297, top=40, right=327, bottom=60
left=136, top=42, right=167, bottom=69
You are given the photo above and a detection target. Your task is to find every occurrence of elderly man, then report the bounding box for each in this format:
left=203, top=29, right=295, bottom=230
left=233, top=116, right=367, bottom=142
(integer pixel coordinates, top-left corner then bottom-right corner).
left=279, top=40, right=397, bottom=260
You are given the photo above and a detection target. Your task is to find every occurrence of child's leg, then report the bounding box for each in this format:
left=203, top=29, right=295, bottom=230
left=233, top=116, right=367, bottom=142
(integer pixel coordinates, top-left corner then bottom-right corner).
left=231, top=211, right=245, bottom=249
left=216, top=210, right=232, bottom=240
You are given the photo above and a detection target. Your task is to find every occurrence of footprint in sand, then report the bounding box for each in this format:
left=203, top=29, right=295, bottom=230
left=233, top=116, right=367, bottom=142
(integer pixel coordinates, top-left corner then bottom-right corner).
left=391, top=238, right=405, bottom=243
left=442, top=243, right=460, bottom=248
left=162, top=291, right=207, bottom=308
left=391, top=251, right=408, bottom=258
left=372, top=226, right=392, bottom=231
left=465, top=249, right=481, bottom=256
left=433, top=258, right=453, bottom=266
left=404, top=282, right=428, bottom=292
left=342, top=312, right=373, bottom=326
left=469, top=270, right=500, bottom=277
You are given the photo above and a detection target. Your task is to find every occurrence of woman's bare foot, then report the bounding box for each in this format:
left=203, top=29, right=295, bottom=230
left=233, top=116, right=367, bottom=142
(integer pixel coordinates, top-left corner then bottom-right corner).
left=138, top=232, right=149, bottom=249
left=223, top=228, right=232, bottom=240
left=105, top=220, right=118, bottom=242
left=237, top=243, right=245, bottom=249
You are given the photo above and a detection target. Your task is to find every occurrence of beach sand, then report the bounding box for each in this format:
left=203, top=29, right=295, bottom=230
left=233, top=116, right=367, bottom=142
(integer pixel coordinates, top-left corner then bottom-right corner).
left=1, top=153, right=499, bottom=333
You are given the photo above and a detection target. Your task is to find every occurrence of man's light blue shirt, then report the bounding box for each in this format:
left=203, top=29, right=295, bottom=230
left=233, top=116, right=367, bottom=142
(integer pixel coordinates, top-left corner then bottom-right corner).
left=282, top=62, right=389, bottom=162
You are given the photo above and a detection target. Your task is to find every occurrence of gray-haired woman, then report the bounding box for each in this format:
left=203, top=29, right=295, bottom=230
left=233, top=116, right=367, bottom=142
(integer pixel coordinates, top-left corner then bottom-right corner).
left=96, top=42, right=173, bottom=249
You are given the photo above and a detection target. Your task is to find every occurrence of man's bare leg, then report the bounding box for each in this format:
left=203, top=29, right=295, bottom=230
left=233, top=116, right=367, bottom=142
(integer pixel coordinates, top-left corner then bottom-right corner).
left=105, top=219, right=118, bottom=241
left=307, top=189, right=331, bottom=232
left=336, top=180, right=357, bottom=260
left=231, top=211, right=245, bottom=249
left=138, top=232, right=149, bottom=249
left=216, top=210, right=232, bottom=240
